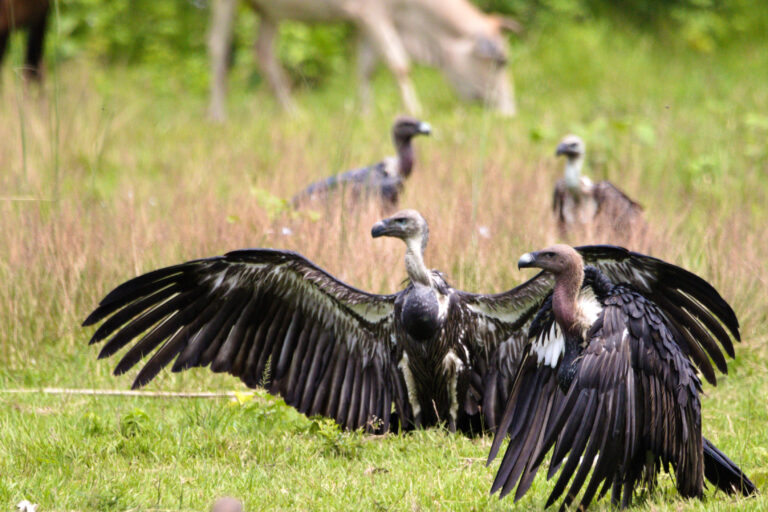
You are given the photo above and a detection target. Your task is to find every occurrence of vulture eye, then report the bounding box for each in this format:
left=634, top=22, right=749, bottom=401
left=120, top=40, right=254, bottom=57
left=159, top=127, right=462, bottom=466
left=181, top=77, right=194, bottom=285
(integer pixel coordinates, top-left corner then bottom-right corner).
left=543, top=251, right=555, bottom=258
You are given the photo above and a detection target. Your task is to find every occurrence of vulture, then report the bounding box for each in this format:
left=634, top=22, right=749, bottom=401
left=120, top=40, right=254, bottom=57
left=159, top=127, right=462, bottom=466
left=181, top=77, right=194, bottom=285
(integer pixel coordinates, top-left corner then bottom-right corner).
left=83, top=210, right=753, bottom=448
left=291, top=117, right=431, bottom=210
left=553, top=135, right=645, bottom=241
left=83, top=210, right=532, bottom=434
left=488, top=244, right=756, bottom=510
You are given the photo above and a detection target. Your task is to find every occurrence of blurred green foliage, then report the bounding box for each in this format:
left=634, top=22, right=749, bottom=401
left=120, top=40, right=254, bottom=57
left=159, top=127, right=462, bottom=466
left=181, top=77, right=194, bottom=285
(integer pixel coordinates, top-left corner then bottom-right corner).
left=50, top=0, right=767, bottom=87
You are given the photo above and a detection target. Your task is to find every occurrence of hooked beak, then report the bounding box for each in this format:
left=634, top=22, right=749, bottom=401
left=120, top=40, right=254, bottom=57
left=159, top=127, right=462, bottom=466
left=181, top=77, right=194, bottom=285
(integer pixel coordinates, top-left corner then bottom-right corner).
left=518, top=252, right=537, bottom=269
left=555, top=143, right=578, bottom=157
left=418, top=122, right=432, bottom=135
left=371, top=220, right=391, bottom=238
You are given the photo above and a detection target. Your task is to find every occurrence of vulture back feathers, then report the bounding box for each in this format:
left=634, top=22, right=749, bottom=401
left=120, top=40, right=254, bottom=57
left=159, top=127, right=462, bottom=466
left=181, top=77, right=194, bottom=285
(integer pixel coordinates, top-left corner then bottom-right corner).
left=291, top=117, right=431, bottom=210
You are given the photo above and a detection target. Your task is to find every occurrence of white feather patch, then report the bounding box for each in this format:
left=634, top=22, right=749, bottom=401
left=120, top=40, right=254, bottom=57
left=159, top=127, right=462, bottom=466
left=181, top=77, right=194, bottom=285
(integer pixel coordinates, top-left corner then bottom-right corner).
left=577, top=287, right=603, bottom=327
left=398, top=352, right=421, bottom=418
left=436, top=291, right=450, bottom=321
left=531, top=323, right=564, bottom=368
left=442, top=350, right=464, bottom=424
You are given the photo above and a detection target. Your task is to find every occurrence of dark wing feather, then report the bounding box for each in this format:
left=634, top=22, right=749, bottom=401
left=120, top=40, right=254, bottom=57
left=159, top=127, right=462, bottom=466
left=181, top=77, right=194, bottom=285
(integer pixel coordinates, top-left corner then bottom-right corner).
left=491, top=287, right=707, bottom=509
left=578, top=245, right=740, bottom=384
left=453, top=272, right=555, bottom=430
left=83, top=249, right=399, bottom=432
left=593, top=180, right=643, bottom=212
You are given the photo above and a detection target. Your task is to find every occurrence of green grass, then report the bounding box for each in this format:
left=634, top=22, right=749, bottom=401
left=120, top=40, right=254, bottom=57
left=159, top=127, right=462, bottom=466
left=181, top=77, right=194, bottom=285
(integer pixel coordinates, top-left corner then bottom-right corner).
left=1, top=20, right=768, bottom=511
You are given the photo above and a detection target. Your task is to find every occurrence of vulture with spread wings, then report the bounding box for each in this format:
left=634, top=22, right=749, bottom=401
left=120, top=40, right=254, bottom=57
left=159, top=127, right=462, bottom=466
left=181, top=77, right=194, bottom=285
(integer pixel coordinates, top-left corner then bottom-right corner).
left=84, top=210, right=543, bottom=434
left=488, top=244, right=756, bottom=510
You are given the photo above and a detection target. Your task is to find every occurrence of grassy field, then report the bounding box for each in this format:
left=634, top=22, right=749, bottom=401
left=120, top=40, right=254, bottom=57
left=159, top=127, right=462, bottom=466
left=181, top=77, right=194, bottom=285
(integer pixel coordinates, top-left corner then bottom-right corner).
left=1, top=20, right=768, bottom=511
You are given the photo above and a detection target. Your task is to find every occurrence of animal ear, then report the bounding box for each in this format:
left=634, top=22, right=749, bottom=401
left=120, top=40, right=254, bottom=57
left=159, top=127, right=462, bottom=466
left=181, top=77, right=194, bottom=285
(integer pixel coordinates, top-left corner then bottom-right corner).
left=494, top=15, right=523, bottom=35
left=473, top=36, right=507, bottom=65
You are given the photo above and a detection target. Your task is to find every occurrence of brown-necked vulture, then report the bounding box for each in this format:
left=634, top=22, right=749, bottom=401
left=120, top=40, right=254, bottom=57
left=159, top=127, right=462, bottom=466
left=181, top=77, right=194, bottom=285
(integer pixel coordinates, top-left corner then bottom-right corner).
left=553, top=135, right=645, bottom=241
left=488, top=244, right=756, bottom=510
left=291, top=117, right=430, bottom=210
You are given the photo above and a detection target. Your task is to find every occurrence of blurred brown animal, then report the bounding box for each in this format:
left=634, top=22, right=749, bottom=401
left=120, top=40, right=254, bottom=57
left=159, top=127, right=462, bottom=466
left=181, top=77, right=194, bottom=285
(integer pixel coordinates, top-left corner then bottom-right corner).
left=0, top=0, right=49, bottom=81
left=208, top=0, right=520, bottom=120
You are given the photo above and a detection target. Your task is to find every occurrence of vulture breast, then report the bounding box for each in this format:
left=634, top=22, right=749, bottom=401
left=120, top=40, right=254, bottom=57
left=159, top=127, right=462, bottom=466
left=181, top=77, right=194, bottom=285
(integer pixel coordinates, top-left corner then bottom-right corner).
left=400, top=286, right=442, bottom=341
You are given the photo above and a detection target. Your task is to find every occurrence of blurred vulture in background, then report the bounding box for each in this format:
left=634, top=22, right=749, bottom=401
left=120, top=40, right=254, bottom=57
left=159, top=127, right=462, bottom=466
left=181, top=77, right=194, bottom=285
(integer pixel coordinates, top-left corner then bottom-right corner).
left=553, top=135, right=646, bottom=243
left=83, top=210, right=749, bottom=451
left=291, top=117, right=431, bottom=211
left=488, top=244, right=755, bottom=510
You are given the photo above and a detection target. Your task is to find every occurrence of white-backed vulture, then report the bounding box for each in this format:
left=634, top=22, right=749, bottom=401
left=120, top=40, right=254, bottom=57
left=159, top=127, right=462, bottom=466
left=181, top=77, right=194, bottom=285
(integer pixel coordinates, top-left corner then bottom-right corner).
left=291, top=117, right=430, bottom=210
left=488, top=244, right=756, bottom=510
left=83, top=213, right=742, bottom=441
left=553, top=135, right=645, bottom=242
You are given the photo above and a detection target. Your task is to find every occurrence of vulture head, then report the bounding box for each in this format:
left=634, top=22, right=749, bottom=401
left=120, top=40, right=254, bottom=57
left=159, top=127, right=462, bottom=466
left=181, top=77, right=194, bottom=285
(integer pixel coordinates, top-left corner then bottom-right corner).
left=555, top=134, right=585, bottom=160
left=556, top=134, right=586, bottom=188
left=371, top=209, right=429, bottom=253
left=392, top=116, right=432, bottom=144
left=518, top=244, right=583, bottom=277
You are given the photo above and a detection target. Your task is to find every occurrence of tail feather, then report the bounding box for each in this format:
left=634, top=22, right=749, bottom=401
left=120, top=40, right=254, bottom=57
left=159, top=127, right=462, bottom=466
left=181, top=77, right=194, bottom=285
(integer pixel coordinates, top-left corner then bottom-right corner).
left=703, top=437, right=757, bottom=496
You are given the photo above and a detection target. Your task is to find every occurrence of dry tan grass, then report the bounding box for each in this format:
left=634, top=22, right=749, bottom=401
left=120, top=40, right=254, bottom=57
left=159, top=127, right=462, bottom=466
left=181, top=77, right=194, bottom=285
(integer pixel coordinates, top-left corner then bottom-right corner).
left=0, top=62, right=766, bottom=381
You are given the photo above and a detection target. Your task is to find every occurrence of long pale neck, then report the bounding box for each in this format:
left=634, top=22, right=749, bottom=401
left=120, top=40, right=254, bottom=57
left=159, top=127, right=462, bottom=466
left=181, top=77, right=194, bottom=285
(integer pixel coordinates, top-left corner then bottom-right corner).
left=564, top=157, right=583, bottom=190
left=552, top=270, right=584, bottom=338
left=404, top=236, right=431, bottom=286
left=395, top=137, right=415, bottom=178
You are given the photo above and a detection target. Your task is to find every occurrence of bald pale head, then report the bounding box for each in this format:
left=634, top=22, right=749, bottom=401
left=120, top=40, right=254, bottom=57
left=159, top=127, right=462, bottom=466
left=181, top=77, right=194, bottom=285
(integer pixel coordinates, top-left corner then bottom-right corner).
left=518, top=244, right=584, bottom=276
left=555, top=135, right=585, bottom=159
left=371, top=209, right=429, bottom=249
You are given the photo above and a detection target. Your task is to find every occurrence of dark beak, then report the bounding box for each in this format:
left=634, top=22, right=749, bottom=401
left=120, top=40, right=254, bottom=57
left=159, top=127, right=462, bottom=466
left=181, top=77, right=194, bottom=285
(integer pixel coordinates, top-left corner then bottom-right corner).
left=518, top=251, right=538, bottom=269
left=555, top=143, right=569, bottom=156
left=371, top=220, right=390, bottom=238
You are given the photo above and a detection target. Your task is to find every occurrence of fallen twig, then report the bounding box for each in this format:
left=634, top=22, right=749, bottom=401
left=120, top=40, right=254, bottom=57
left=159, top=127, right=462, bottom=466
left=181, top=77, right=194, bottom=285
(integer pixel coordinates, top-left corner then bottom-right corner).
left=0, top=388, right=242, bottom=398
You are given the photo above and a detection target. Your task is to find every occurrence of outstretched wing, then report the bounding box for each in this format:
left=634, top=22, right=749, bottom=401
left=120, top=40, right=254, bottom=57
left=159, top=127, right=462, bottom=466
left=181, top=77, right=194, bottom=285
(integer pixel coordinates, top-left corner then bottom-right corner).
left=83, top=249, right=399, bottom=432
left=593, top=180, right=643, bottom=212
left=490, top=288, right=706, bottom=509
left=578, top=245, right=740, bottom=384
left=453, top=273, right=555, bottom=429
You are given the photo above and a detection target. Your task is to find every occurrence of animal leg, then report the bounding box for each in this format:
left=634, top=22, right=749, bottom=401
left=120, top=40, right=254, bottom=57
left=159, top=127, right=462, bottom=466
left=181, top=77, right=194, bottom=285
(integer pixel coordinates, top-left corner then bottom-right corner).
left=356, top=33, right=377, bottom=114
left=208, top=0, right=236, bottom=121
left=0, top=30, right=9, bottom=76
left=23, top=7, right=49, bottom=82
left=356, top=14, right=421, bottom=115
left=255, top=16, right=295, bottom=112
